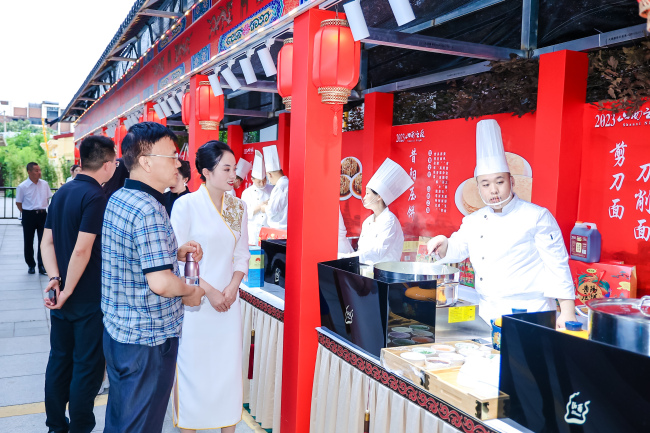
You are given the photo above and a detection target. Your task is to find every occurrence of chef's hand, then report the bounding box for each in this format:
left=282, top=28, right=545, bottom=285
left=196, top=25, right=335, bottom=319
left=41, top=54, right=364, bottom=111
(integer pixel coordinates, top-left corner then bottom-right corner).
left=556, top=299, right=577, bottom=329
left=178, top=241, right=203, bottom=262
left=182, top=283, right=205, bottom=307
left=260, top=204, right=267, bottom=213
left=426, top=235, right=449, bottom=258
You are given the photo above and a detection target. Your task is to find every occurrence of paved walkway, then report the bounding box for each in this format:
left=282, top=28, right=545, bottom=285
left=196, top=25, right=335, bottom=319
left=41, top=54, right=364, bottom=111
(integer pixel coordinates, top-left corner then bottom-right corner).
left=0, top=221, right=263, bottom=432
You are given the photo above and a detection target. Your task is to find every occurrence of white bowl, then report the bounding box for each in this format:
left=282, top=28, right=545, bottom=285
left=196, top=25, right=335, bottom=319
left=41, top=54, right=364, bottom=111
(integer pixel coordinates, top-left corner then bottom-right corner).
left=411, top=347, right=436, bottom=356
left=400, top=351, right=426, bottom=366
left=438, top=352, right=465, bottom=366
left=431, top=344, right=455, bottom=353
left=425, top=357, right=452, bottom=370
left=454, top=342, right=480, bottom=353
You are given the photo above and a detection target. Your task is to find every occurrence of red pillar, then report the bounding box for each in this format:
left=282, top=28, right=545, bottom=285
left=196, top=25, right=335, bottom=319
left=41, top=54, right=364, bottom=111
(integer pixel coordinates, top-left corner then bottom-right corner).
left=114, top=118, right=127, bottom=158
left=360, top=92, right=393, bottom=192
left=227, top=124, right=244, bottom=160
left=188, top=74, right=220, bottom=192
left=282, top=8, right=347, bottom=433
left=532, top=50, right=588, bottom=244
left=277, top=112, right=291, bottom=177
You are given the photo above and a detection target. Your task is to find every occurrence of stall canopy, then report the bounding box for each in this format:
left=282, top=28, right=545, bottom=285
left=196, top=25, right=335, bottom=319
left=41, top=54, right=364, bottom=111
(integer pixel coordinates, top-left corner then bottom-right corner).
left=57, top=0, right=645, bottom=133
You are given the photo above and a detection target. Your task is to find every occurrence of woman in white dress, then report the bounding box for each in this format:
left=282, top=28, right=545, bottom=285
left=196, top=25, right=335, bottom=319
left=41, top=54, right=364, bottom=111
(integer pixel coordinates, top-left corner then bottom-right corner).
left=170, top=140, right=251, bottom=432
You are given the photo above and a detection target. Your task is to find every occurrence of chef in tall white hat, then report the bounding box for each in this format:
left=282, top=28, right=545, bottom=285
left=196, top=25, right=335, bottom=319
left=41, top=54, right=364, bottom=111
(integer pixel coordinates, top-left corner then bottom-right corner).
left=427, top=119, right=576, bottom=327
left=227, top=158, right=253, bottom=197
left=342, top=158, right=413, bottom=265
left=261, top=145, right=289, bottom=230
left=241, top=150, right=274, bottom=244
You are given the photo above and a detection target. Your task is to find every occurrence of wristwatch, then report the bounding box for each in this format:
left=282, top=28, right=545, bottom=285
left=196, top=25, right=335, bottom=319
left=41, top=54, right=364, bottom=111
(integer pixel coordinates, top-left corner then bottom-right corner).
left=49, top=276, right=61, bottom=284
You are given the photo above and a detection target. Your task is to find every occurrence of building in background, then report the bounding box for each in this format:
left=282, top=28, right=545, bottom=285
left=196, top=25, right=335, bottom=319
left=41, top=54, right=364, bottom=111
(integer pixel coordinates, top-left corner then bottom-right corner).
left=0, top=100, right=73, bottom=135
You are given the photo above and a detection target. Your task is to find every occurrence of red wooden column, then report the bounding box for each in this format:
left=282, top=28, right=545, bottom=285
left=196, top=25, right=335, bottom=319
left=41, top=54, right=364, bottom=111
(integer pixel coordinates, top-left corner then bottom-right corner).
left=361, top=92, right=393, bottom=191
left=277, top=112, right=291, bottom=176
left=188, top=74, right=220, bottom=192
left=532, top=50, right=588, bottom=244
left=227, top=124, right=244, bottom=160
left=282, top=8, right=347, bottom=433
left=114, top=118, right=127, bottom=158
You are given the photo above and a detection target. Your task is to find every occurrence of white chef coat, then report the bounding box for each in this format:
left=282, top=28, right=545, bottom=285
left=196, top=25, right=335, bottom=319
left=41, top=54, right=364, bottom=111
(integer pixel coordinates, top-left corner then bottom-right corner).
left=16, top=178, right=52, bottom=210
left=338, top=208, right=353, bottom=254
left=241, top=183, right=274, bottom=245
left=266, top=176, right=288, bottom=230
left=356, top=207, right=404, bottom=265
left=440, top=194, right=575, bottom=324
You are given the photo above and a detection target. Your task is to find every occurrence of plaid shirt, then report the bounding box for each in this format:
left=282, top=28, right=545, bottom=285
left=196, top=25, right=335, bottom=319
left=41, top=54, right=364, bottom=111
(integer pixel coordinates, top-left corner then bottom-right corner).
left=101, top=179, right=182, bottom=346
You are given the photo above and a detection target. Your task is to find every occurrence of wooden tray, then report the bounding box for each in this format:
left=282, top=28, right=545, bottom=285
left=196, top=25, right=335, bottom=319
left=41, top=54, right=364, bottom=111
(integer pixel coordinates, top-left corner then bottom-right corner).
left=380, top=341, right=508, bottom=420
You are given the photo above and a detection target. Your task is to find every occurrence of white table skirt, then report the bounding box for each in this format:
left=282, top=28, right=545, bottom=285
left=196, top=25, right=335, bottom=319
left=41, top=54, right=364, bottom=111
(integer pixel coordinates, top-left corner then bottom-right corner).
left=310, top=328, right=517, bottom=433
left=240, top=287, right=284, bottom=433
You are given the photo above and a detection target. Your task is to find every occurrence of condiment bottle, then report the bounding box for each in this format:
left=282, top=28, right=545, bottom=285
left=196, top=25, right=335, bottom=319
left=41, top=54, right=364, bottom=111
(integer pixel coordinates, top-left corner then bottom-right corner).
left=560, top=321, right=589, bottom=339
left=184, top=252, right=200, bottom=286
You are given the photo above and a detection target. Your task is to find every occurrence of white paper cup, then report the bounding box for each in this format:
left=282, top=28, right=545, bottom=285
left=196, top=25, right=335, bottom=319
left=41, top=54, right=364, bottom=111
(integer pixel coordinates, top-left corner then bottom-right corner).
left=400, top=351, right=426, bottom=366
left=431, top=344, right=455, bottom=353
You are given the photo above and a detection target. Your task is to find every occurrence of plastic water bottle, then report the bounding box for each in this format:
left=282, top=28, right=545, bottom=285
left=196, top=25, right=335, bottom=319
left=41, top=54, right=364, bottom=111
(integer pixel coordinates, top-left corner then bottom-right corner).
left=184, top=252, right=200, bottom=286
left=569, top=222, right=601, bottom=263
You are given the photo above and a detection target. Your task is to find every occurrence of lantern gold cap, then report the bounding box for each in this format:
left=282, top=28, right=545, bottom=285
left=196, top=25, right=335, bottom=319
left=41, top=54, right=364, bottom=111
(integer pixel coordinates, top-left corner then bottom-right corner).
left=199, top=81, right=211, bottom=86
left=283, top=38, right=293, bottom=45
left=282, top=96, right=292, bottom=111
left=318, top=86, right=352, bottom=105
left=199, top=120, right=219, bottom=130
left=320, top=19, right=349, bottom=28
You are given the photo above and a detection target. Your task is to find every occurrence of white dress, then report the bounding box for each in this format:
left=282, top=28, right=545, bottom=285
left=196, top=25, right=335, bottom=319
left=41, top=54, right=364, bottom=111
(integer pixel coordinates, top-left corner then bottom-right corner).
left=356, top=207, right=404, bottom=265
left=241, top=183, right=274, bottom=245
left=170, top=185, right=251, bottom=430
left=266, top=176, right=288, bottom=230
left=440, top=194, right=575, bottom=323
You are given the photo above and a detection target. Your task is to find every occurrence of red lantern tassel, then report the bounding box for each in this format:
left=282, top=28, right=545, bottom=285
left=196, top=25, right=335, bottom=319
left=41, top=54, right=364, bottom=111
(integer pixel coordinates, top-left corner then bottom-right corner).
left=363, top=410, right=370, bottom=433
left=247, top=329, right=255, bottom=380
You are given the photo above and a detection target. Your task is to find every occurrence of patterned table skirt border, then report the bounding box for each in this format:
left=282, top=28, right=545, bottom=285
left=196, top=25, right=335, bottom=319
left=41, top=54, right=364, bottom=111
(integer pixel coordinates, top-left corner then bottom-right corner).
left=317, top=330, right=500, bottom=433
left=239, top=288, right=285, bottom=322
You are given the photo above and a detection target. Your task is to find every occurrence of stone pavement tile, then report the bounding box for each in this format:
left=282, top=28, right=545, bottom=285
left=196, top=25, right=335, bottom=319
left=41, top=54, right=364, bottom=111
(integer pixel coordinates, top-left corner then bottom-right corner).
left=0, top=374, right=45, bottom=406
left=14, top=326, right=49, bottom=337
left=15, top=321, right=49, bottom=330
left=0, top=308, right=46, bottom=323
left=0, top=323, right=13, bottom=338
left=0, top=412, right=46, bottom=433
left=0, top=290, right=43, bottom=301
left=0, top=335, right=50, bottom=356
left=0, top=298, right=45, bottom=311
left=0, top=352, right=49, bottom=379
left=0, top=280, right=43, bottom=291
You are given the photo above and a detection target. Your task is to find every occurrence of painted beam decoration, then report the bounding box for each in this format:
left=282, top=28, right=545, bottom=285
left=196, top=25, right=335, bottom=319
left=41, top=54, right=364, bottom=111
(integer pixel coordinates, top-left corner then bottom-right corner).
left=218, top=0, right=284, bottom=53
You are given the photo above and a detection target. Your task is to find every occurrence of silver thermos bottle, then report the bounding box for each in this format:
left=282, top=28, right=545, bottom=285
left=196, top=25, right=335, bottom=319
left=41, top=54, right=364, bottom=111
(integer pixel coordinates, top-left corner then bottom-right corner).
left=184, top=252, right=200, bottom=286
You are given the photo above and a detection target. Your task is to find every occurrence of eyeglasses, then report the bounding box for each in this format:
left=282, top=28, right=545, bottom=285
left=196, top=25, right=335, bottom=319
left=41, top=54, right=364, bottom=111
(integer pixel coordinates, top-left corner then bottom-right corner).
left=143, top=153, right=179, bottom=160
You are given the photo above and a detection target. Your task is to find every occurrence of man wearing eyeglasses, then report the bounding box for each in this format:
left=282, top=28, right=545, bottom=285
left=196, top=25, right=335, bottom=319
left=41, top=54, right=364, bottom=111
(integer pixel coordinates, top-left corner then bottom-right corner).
left=101, top=122, right=205, bottom=433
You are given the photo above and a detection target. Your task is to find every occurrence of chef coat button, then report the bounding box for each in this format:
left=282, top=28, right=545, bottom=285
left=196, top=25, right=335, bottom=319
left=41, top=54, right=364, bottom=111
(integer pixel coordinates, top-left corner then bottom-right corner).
left=482, top=257, right=484, bottom=260
left=480, top=235, right=483, bottom=238
left=480, top=277, right=483, bottom=281
left=484, top=215, right=487, bottom=219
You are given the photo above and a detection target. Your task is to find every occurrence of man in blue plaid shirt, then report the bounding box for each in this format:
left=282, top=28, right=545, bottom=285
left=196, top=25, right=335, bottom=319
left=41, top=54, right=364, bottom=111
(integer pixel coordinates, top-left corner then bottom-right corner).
left=101, top=122, right=204, bottom=433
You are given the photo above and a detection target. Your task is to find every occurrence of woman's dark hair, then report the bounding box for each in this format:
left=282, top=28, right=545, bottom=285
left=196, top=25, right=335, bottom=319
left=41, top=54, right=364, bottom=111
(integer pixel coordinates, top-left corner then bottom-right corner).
left=178, top=159, right=192, bottom=181
left=195, top=141, right=234, bottom=182
left=122, top=122, right=177, bottom=171
left=70, top=164, right=80, bottom=173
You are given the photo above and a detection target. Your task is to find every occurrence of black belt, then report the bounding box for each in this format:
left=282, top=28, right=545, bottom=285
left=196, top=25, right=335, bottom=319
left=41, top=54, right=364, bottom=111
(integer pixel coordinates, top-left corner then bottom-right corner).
left=23, top=209, right=46, bottom=214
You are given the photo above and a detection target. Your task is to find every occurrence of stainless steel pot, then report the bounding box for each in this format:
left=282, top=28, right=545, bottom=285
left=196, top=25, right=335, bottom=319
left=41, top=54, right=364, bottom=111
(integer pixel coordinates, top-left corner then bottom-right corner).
left=586, top=296, right=650, bottom=357
left=372, top=262, right=460, bottom=307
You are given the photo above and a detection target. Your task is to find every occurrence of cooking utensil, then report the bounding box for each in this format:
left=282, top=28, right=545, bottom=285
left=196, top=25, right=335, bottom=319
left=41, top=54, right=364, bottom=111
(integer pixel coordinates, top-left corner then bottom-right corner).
left=586, top=296, right=650, bottom=356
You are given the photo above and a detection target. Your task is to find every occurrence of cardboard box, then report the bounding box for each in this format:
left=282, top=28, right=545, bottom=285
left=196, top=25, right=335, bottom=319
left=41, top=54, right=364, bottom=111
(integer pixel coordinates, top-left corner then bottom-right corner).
left=568, top=259, right=637, bottom=305
left=457, top=258, right=475, bottom=288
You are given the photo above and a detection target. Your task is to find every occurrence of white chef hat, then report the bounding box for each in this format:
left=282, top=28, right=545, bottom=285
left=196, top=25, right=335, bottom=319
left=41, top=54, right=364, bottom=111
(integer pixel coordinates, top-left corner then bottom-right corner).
left=235, top=158, right=252, bottom=179
left=474, top=119, right=510, bottom=177
left=263, top=145, right=282, bottom=172
left=251, top=150, right=265, bottom=180
left=366, top=158, right=414, bottom=205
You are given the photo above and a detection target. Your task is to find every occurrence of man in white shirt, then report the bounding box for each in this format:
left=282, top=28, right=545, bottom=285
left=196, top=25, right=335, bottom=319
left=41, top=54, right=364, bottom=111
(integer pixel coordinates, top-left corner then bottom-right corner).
left=261, top=145, right=288, bottom=230
left=16, top=162, right=53, bottom=274
left=241, top=151, right=274, bottom=244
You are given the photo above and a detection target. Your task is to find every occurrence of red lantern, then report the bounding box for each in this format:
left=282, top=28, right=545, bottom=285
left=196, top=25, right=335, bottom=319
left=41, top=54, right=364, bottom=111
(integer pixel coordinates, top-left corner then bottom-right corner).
left=74, top=145, right=80, bottom=164
left=640, top=0, right=650, bottom=31
left=182, top=91, right=190, bottom=126
left=145, top=107, right=160, bottom=123
left=138, top=115, right=144, bottom=123
left=312, top=19, right=360, bottom=105
left=195, top=81, right=224, bottom=130
left=277, top=38, right=293, bottom=111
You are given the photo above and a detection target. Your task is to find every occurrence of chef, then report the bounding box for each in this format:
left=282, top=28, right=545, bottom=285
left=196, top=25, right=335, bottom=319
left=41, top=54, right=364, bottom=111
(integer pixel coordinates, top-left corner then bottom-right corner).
left=261, top=145, right=288, bottom=230
left=241, top=150, right=274, bottom=245
left=227, top=158, right=252, bottom=197
left=427, top=119, right=576, bottom=327
left=343, top=158, right=413, bottom=265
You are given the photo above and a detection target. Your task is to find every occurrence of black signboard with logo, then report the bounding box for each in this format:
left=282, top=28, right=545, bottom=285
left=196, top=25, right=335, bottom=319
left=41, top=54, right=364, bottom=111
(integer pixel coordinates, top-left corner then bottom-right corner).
left=500, top=312, right=650, bottom=433
left=318, top=257, right=437, bottom=358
